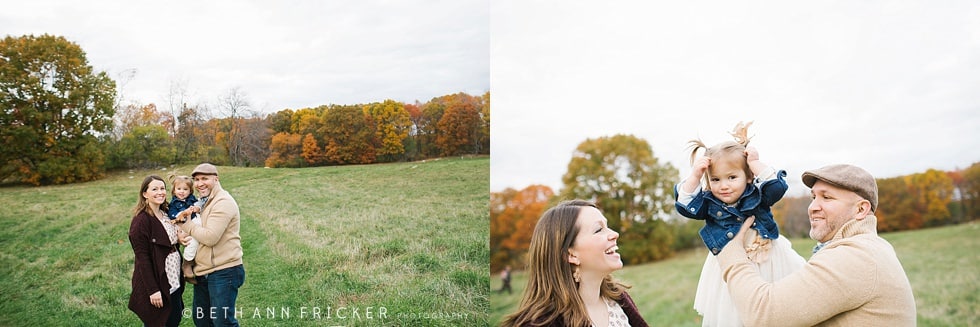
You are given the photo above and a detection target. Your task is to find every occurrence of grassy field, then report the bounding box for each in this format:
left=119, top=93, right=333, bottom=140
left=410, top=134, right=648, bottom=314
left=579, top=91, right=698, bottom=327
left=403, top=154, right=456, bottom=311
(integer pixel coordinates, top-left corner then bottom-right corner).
left=0, top=157, right=489, bottom=326
left=491, top=221, right=980, bottom=326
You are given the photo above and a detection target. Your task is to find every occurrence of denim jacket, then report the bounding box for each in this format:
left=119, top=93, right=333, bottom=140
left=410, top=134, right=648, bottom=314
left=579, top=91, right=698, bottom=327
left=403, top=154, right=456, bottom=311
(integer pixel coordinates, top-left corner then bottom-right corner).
left=168, top=194, right=198, bottom=220
left=674, top=170, right=788, bottom=255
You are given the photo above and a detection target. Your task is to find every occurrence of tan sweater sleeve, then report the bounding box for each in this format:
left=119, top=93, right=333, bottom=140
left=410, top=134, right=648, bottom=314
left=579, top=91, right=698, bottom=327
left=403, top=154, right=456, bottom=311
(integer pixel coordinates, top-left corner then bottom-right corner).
left=717, top=239, right=875, bottom=326
left=182, top=197, right=238, bottom=246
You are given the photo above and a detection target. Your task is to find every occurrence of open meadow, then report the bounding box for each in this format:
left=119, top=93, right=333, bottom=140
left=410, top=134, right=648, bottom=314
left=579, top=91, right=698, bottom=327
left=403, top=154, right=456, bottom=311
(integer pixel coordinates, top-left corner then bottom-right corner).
left=491, top=221, right=980, bottom=326
left=0, top=157, right=489, bottom=326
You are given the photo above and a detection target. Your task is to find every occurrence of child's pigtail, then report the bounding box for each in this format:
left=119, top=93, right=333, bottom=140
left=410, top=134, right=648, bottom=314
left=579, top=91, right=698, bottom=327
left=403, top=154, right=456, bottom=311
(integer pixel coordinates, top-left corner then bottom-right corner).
left=167, top=169, right=181, bottom=186
left=729, top=121, right=754, bottom=146
left=687, top=139, right=708, bottom=188
left=687, top=139, right=707, bottom=166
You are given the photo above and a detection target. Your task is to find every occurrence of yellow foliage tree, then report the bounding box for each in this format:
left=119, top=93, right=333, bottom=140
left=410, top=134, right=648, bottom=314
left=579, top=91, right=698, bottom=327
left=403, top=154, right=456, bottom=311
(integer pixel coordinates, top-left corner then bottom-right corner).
left=364, top=99, right=411, bottom=162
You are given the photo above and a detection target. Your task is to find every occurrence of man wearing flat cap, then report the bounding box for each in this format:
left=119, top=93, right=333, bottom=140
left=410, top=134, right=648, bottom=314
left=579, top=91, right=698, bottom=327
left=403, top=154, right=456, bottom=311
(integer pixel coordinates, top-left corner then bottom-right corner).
left=175, top=163, right=245, bottom=326
left=716, top=164, right=916, bottom=326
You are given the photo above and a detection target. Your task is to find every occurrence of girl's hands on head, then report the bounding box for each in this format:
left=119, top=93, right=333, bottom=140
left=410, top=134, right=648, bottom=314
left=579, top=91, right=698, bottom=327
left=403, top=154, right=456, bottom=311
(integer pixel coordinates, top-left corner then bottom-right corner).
left=691, top=156, right=711, bottom=179
left=745, top=146, right=760, bottom=163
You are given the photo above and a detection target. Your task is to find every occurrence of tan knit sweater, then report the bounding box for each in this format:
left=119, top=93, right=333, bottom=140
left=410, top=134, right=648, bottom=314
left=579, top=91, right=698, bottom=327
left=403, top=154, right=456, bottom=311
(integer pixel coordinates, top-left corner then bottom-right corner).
left=182, top=181, right=243, bottom=276
left=717, top=215, right=916, bottom=326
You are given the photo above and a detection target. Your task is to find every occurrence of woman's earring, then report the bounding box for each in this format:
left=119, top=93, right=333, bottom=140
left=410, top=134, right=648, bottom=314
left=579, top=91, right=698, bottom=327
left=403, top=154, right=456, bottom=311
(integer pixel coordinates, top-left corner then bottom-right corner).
left=573, top=266, right=581, bottom=283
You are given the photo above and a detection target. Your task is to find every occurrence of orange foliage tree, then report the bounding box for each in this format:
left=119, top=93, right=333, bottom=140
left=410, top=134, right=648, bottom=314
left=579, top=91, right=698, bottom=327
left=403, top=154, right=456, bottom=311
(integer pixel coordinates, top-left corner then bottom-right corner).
left=435, top=93, right=483, bottom=156
left=265, top=132, right=304, bottom=168
left=877, top=169, right=954, bottom=231
left=489, top=185, right=555, bottom=271
left=301, top=133, right=326, bottom=165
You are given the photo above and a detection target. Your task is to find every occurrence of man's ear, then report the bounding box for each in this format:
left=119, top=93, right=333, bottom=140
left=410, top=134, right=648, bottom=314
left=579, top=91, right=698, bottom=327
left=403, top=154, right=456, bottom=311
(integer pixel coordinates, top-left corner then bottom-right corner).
left=854, top=200, right=872, bottom=220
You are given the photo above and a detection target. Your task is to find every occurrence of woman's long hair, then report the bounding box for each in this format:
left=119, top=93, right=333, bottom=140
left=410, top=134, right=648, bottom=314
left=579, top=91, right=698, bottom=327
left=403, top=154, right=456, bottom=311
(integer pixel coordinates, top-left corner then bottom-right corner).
left=502, top=200, right=629, bottom=327
left=133, top=175, right=169, bottom=216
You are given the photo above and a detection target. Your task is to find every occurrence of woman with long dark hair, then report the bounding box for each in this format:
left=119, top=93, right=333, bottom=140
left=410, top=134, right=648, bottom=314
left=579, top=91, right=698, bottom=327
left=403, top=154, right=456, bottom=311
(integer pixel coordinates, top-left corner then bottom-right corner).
left=128, top=175, right=184, bottom=326
left=503, top=200, right=648, bottom=327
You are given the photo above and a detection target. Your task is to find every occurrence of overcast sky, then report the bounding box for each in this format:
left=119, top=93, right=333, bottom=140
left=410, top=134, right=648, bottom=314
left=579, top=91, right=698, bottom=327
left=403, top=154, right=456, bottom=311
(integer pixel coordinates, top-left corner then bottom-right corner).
left=2, top=0, right=488, bottom=113
left=491, top=1, right=980, bottom=196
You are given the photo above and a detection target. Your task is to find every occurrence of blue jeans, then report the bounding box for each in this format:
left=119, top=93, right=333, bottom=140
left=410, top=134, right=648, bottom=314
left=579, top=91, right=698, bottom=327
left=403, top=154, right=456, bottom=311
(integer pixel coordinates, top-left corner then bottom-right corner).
left=193, top=265, right=245, bottom=327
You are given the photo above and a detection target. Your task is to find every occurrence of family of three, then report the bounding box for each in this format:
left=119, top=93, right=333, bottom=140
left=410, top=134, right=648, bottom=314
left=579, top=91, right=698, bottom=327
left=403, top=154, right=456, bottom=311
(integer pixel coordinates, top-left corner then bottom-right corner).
left=127, top=163, right=245, bottom=327
left=503, top=123, right=916, bottom=327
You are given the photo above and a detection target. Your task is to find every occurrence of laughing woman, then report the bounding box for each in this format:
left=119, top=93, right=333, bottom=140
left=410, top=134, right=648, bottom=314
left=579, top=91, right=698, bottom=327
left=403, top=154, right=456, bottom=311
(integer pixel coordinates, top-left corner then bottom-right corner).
left=503, top=200, right=648, bottom=327
left=128, top=175, right=185, bottom=327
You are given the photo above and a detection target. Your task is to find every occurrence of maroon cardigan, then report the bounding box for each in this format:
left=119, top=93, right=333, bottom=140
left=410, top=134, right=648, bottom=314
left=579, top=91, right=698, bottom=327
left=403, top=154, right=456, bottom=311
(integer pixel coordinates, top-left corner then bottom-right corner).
left=521, top=291, right=649, bottom=327
left=128, top=210, right=181, bottom=326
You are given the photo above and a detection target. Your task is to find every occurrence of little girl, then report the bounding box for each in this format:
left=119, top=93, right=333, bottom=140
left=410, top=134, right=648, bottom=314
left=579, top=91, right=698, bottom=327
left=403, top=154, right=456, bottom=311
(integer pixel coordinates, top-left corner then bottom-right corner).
left=168, top=175, right=203, bottom=281
left=673, top=122, right=805, bottom=327
left=168, top=175, right=198, bottom=223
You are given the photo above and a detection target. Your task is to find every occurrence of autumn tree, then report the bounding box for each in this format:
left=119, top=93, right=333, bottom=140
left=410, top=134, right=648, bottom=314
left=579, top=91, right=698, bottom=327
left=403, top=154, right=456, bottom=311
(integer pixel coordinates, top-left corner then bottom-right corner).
left=418, top=97, right=447, bottom=157
left=301, top=133, right=326, bottom=165
left=265, top=132, right=304, bottom=168
left=489, top=185, right=554, bottom=271
left=113, top=103, right=166, bottom=139
left=770, top=195, right=812, bottom=238
left=174, top=104, right=208, bottom=164
left=291, top=107, right=325, bottom=137
left=436, top=93, right=482, bottom=156
left=877, top=177, right=911, bottom=232
left=321, top=105, right=376, bottom=165
left=269, top=109, right=294, bottom=134
left=404, top=101, right=423, bottom=160
left=364, top=99, right=411, bottom=162
left=490, top=188, right=517, bottom=271
left=960, top=162, right=980, bottom=222
left=878, top=169, right=954, bottom=231
left=909, top=169, right=954, bottom=227
left=479, top=91, right=490, bottom=154
left=560, top=134, right=679, bottom=264
left=0, top=34, right=116, bottom=184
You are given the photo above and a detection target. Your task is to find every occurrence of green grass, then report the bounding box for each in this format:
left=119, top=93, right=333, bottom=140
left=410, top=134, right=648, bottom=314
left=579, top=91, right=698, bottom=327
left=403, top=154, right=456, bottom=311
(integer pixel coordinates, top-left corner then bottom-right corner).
left=0, top=156, right=489, bottom=326
left=491, top=221, right=980, bottom=327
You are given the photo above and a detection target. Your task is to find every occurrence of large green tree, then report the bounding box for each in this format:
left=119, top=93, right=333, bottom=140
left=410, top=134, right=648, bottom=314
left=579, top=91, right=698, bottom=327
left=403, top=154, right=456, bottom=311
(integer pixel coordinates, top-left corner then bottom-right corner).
left=560, top=134, right=679, bottom=263
left=0, top=34, right=116, bottom=185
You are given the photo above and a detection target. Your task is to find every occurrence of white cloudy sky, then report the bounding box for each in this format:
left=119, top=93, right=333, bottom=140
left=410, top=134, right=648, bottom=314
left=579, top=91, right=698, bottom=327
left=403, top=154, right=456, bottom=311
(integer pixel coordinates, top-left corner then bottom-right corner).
left=2, top=0, right=489, bottom=113
left=491, top=1, right=980, bottom=195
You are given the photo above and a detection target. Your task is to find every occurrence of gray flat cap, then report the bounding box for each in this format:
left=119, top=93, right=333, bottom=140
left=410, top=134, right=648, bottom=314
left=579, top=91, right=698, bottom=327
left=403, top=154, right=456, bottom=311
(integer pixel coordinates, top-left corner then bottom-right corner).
left=802, top=164, right=878, bottom=212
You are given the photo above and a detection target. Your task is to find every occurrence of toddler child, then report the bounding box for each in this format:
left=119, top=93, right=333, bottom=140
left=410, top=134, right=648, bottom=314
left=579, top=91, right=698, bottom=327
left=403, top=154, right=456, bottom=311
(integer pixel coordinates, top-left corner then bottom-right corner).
left=674, top=122, right=805, bottom=327
left=168, top=176, right=203, bottom=281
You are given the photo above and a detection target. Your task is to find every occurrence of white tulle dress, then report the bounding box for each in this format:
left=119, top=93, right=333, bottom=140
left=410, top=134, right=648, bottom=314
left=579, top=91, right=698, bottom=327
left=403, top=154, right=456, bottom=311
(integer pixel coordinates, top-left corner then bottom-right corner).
left=693, top=228, right=805, bottom=327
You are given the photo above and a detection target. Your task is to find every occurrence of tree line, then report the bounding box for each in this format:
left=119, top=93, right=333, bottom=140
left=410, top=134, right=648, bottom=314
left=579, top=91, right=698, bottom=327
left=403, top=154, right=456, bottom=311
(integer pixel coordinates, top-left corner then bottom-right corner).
left=490, top=133, right=980, bottom=272
left=1, top=34, right=488, bottom=185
